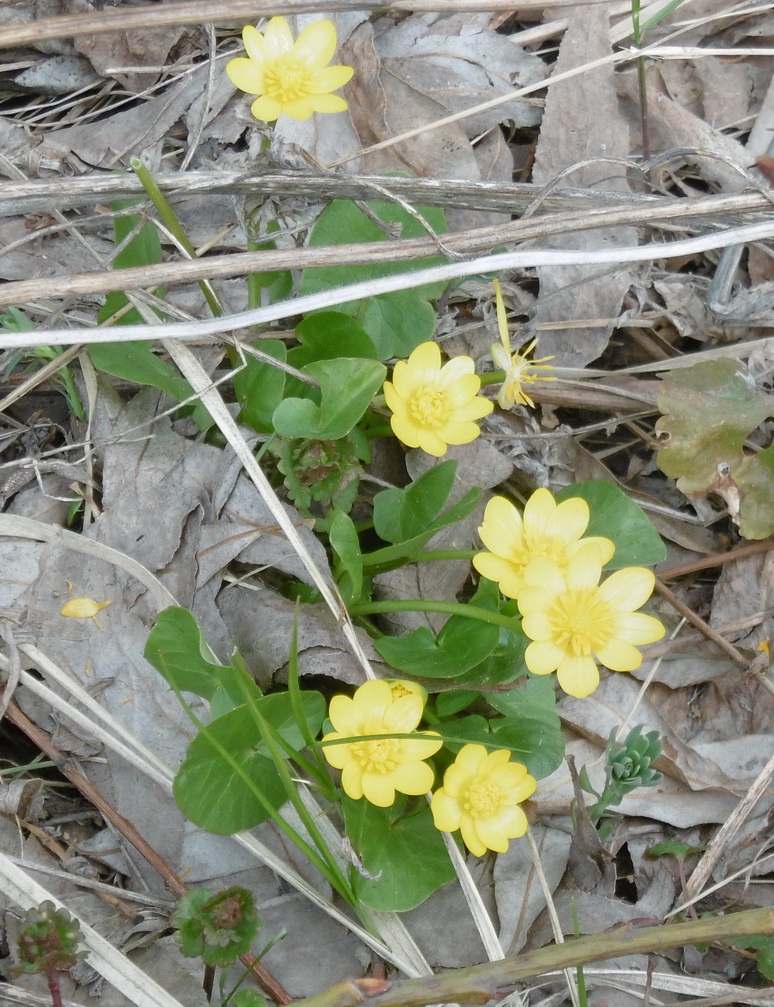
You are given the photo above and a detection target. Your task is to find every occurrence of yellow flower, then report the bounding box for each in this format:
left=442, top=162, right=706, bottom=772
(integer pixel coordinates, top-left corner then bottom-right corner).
left=383, top=341, right=493, bottom=457
left=226, top=17, right=353, bottom=122
left=431, top=744, right=536, bottom=856
left=491, top=278, right=554, bottom=409
left=321, top=680, right=442, bottom=807
left=473, top=489, right=615, bottom=599
left=518, top=547, right=666, bottom=699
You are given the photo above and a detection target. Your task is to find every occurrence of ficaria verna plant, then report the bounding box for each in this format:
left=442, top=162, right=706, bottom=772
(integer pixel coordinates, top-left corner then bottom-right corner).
left=383, top=340, right=494, bottom=456
left=226, top=16, right=354, bottom=122
left=321, top=679, right=442, bottom=806
left=431, top=744, right=537, bottom=856
left=473, top=489, right=616, bottom=599
left=518, top=547, right=666, bottom=698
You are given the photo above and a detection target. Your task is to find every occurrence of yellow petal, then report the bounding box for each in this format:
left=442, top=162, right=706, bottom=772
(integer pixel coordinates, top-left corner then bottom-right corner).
left=250, top=95, right=283, bottom=121
left=242, top=25, right=267, bottom=65
left=263, top=16, right=294, bottom=56
left=612, top=611, right=665, bottom=646
left=294, top=18, right=338, bottom=68
left=415, top=428, right=448, bottom=457
left=595, top=639, right=644, bottom=672
left=522, top=488, right=558, bottom=538
left=436, top=420, right=484, bottom=446
left=353, top=679, right=393, bottom=717
left=340, top=760, right=364, bottom=800
left=390, top=760, right=435, bottom=796
left=407, top=341, right=441, bottom=373
left=280, top=98, right=316, bottom=120
left=473, top=552, right=522, bottom=598
left=580, top=536, right=616, bottom=565
left=328, top=694, right=360, bottom=735
left=60, top=597, right=110, bottom=619
left=321, top=734, right=350, bottom=769
left=556, top=655, right=600, bottom=698
left=479, top=497, right=523, bottom=556
left=598, top=567, right=655, bottom=611
left=565, top=548, right=603, bottom=592
left=309, top=63, right=353, bottom=92
left=430, top=789, right=461, bottom=831
left=524, top=639, right=564, bottom=674
left=226, top=56, right=264, bottom=94
left=474, top=816, right=511, bottom=853
left=303, top=93, right=349, bottom=114
left=390, top=414, right=422, bottom=449
left=550, top=495, right=590, bottom=542
left=362, top=773, right=395, bottom=807
left=459, top=816, right=487, bottom=856
left=438, top=355, right=475, bottom=385
left=383, top=693, right=424, bottom=732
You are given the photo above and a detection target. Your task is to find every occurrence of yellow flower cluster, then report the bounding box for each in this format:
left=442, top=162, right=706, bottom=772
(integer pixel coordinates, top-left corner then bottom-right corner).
left=382, top=299, right=556, bottom=457
left=322, top=680, right=536, bottom=856
left=474, top=489, right=665, bottom=698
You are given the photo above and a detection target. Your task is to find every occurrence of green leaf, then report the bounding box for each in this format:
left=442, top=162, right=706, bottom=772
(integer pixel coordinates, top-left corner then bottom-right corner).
left=435, top=690, right=478, bottom=718
left=97, top=205, right=165, bottom=328
left=554, top=481, right=666, bottom=568
left=292, top=312, right=378, bottom=366
left=646, top=839, right=696, bottom=859
left=235, top=340, right=287, bottom=434
left=144, top=607, right=259, bottom=711
left=375, top=617, right=499, bottom=679
left=88, top=341, right=192, bottom=401
left=272, top=358, right=385, bottom=440
left=486, top=675, right=564, bottom=779
left=342, top=796, right=455, bottom=911
left=330, top=508, right=363, bottom=601
left=373, top=462, right=456, bottom=543
left=300, top=198, right=448, bottom=359
left=174, top=692, right=325, bottom=834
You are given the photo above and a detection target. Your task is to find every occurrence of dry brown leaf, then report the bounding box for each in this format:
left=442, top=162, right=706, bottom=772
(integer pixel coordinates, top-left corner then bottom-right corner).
left=532, top=1, right=636, bottom=368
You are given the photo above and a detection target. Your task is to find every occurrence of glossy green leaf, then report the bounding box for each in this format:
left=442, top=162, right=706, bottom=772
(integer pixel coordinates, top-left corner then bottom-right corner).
left=173, top=692, right=325, bottom=835
left=272, top=358, right=385, bottom=440
left=88, top=341, right=192, bottom=401
left=235, top=340, right=287, bottom=434
left=330, top=508, right=363, bottom=602
left=486, top=675, right=563, bottom=779
left=292, top=312, right=378, bottom=366
left=375, top=617, right=499, bottom=679
left=300, top=198, right=448, bottom=359
left=342, top=796, right=455, bottom=911
left=144, top=606, right=259, bottom=711
left=373, top=462, right=456, bottom=543
left=555, top=480, right=666, bottom=568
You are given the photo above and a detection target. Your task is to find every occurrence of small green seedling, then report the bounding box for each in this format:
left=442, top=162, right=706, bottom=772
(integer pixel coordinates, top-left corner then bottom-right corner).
left=580, top=725, right=663, bottom=838
left=16, top=901, right=86, bottom=1007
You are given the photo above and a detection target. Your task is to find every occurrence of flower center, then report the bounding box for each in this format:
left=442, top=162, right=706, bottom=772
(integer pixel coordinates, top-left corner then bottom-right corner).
left=351, top=738, right=399, bottom=775
left=550, top=589, right=613, bottom=657
left=464, top=781, right=504, bottom=816
left=264, top=57, right=311, bottom=102
left=409, top=385, right=448, bottom=429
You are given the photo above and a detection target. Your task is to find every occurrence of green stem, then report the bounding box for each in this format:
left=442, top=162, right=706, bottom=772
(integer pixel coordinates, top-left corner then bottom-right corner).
left=349, top=599, right=520, bottom=631
left=291, top=908, right=774, bottom=1007
left=250, top=705, right=358, bottom=907
left=361, top=548, right=477, bottom=570
left=130, top=156, right=221, bottom=317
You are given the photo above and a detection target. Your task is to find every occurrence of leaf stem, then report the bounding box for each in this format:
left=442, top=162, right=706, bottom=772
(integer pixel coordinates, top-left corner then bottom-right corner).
left=349, top=599, right=519, bottom=631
